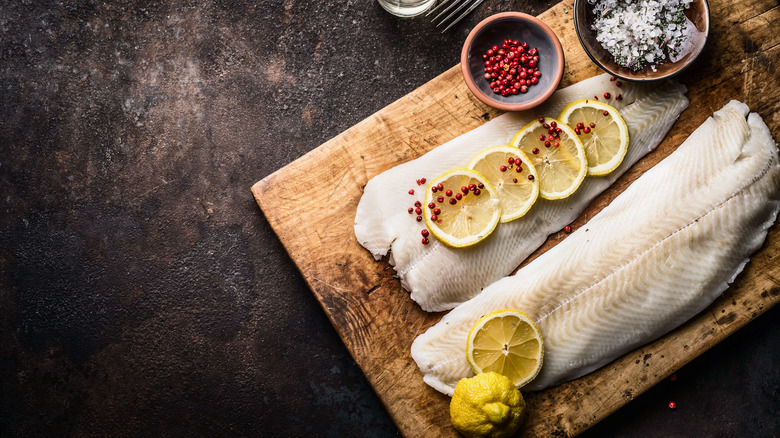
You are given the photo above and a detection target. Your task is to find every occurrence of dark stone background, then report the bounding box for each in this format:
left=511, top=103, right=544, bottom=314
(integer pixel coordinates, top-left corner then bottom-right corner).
left=1, top=0, right=777, bottom=436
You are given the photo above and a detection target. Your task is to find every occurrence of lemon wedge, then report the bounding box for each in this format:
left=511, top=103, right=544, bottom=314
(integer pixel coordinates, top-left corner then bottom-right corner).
left=423, top=168, right=500, bottom=248
left=558, top=99, right=629, bottom=176
left=467, top=146, right=539, bottom=223
left=510, top=118, right=587, bottom=200
left=466, top=309, right=544, bottom=388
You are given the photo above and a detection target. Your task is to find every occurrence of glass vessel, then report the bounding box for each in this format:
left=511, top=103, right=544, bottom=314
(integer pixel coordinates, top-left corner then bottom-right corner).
left=377, top=0, right=436, bottom=17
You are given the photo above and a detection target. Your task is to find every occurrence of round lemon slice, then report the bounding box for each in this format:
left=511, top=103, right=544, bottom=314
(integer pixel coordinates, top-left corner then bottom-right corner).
left=558, top=99, right=629, bottom=176
left=467, top=146, right=539, bottom=223
left=466, top=309, right=544, bottom=389
left=423, top=168, right=500, bottom=248
left=510, top=118, right=587, bottom=200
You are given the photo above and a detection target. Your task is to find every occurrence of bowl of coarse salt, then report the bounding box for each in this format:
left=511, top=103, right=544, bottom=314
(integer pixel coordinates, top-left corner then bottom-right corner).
left=574, top=0, right=710, bottom=81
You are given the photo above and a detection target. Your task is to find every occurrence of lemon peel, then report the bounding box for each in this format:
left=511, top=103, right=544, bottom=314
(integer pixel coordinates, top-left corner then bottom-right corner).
left=450, top=372, right=526, bottom=438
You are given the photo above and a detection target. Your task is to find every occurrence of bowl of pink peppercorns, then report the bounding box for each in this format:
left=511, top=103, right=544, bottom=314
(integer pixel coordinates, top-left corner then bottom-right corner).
left=461, top=12, right=564, bottom=112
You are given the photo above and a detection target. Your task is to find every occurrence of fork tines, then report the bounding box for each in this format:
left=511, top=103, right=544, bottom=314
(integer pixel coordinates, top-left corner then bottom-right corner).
left=427, top=0, right=485, bottom=32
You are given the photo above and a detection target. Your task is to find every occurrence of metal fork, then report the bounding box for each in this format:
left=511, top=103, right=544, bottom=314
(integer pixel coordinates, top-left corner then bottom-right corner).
left=427, top=0, right=485, bottom=32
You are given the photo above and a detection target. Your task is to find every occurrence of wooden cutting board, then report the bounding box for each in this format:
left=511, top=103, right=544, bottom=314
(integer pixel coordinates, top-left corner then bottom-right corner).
left=252, top=0, right=780, bottom=436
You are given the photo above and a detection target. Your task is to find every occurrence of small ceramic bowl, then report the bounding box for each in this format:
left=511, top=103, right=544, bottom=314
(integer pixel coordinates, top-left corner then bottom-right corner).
left=574, top=0, right=710, bottom=81
left=461, top=12, right=565, bottom=112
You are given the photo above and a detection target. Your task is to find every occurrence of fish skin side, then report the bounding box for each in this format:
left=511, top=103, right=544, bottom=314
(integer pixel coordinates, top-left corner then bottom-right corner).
left=411, top=100, right=780, bottom=396
left=354, top=73, right=689, bottom=312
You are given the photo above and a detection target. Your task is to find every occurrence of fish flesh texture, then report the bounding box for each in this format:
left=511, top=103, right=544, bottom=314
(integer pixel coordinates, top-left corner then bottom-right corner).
left=355, top=75, right=687, bottom=312
left=413, top=101, right=780, bottom=394
left=354, top=73, right=689, bottom=312
left=411, top=100, right=780, bottom=395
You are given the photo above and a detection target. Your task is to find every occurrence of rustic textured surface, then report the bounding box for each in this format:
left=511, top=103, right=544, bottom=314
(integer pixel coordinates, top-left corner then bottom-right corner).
left=253, top=0, right=780, bottom=437
left=1, top=0, right=778, bottom=437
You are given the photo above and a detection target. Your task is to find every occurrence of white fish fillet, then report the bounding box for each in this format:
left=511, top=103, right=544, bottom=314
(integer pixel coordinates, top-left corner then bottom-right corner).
left=355, top=73, right=689, bottom=312
left=411, top=100, right=780, bottom=395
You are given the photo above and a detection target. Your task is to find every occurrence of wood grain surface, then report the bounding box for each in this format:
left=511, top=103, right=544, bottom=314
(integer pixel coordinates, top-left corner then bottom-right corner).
left=252, top=0, right=780, bottom=436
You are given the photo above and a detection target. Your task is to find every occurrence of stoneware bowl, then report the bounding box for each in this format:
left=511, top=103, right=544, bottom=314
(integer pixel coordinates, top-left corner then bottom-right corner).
left=574, top=0, right=710, bottom=81
left=461, top=12, right=564, bottom=112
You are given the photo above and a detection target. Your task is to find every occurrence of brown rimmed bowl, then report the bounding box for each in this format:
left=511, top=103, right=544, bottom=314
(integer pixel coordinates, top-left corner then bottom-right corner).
left=461, top=12, right=565, bottom=112
left=574, top=0, right=710, bottom=81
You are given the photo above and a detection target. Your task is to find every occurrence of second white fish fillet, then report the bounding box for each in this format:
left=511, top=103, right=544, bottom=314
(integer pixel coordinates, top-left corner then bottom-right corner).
left=411, top=100, right=780, bottom=395
left=355, top=74, right=689, bottom=312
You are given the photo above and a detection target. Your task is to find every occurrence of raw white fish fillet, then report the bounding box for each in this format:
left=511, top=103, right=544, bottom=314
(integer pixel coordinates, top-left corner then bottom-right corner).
left=354, top=73, right=689, bottom=312
left=411, top=100, right=780, bottom=395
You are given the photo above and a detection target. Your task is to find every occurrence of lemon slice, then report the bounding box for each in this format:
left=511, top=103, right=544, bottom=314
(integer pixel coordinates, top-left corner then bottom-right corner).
left=558, top=99, right=630, bottom=176
left=466, top=309, right=544, bottom=388
left=423, top=168, right=500, bottom=248
left=467, top=146, right=539, bottom=223
left=510, top=118, right=587, bottom=200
